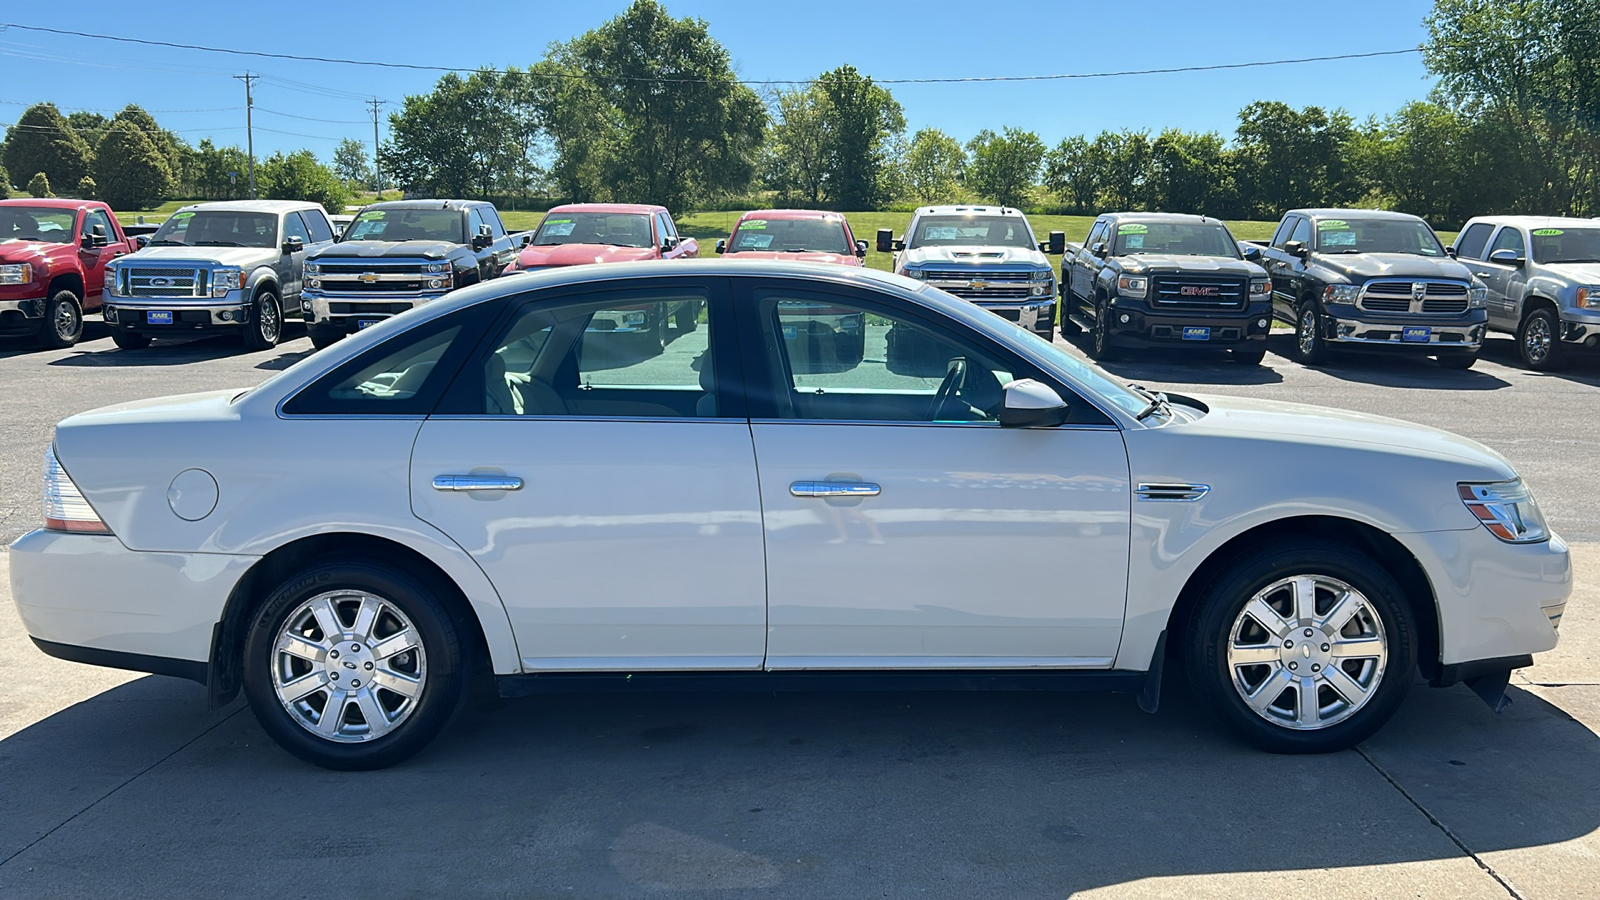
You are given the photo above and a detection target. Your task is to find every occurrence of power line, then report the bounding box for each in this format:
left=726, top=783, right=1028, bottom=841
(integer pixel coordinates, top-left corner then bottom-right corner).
left=254, top=106, right=368, bottom=125
left=0, top=22, right=1424, bottom=85
left=0, top=99, right=240, bottom=114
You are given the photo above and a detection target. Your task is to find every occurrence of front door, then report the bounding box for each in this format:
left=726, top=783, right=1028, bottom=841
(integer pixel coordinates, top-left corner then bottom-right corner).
left=1479, top=225, right=1528, bottom=326
left=736, top=282, right=1131, bottom=669
left=410, top=280, right=769, bottom=671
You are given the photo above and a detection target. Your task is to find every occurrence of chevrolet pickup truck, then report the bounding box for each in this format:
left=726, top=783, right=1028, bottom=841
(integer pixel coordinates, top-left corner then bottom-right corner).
left=1449, top=215, right=1600, bottom=370
left=301, top=199, right=521, bottom=349
left=0, top=199, right=134, bottom=349
left=876, top=205, right=1064, bottom=339
left=1062, top=213, right=1271, bottom=363
left=104, top=200, right=337, bottom=351
left=1256, top=208, right=1488, bottom=368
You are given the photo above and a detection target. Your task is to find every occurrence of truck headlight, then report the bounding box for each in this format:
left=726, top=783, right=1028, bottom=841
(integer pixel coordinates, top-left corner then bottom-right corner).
left=1250, top=279, right=1270, bottom=296
left=212, top=269, right=244, bottom=297
left=1577, top=286, right=1600, bottom=309
left=1116, top=275, right=1147, bottom=298
left=1459, top=479, right=1549, bottom=543
left=1324, top=284, right=1360, bottom=304
left=1028, top=270, right=1051, bottom=281
left=1469, top=281, right=1488, bottom=308
left=423, top=262, right=450, bottom=275
left=0, top=263, right=33, bottom=285
left=303, top=262, right=321, bottom=277
left=903, top=268, right=926, bottom=280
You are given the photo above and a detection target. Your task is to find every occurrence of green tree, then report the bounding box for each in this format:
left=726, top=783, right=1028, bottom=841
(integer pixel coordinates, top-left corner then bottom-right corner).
left=332, top=137, right=373, bottom=188
left=814, top=65, right=904, bottom=209
left=899, top=128, right=966, bottom=205
left=1145, top=129, right=1233, bottom=216
left=1233, top=102, right=1360, bottom=218
left=1090, top=130, right=1153, bottom=211
left=192, top=139, right=250, bottom=199
left=387, top=68, right=540, bottom=199
left=965, top=128, right=1044, bottom=209
left=764, top=85, right=831, bottom=205
left=2, top=103, right=93, bottom=193
left=26, top=172, right=52, bottom=198
left=95, top=113, right=174, bottom=210
left=259, top=150, right=351, bottom=213
left=1042, top=135, right=1099, bottom=213
left=108, top=106, right=184, bottom=187
left=76, top=176, right=97, bottom=200
left=0, top=165, right=9, bottom=199
left=65, top=111, right=109, bottom=151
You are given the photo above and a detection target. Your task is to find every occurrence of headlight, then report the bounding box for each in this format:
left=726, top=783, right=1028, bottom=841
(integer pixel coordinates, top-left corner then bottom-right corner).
left=425, top=278, right=448, bottom=290
left=1324, top=284, right=1360, bottom=304
left=1116, top=275, right=1147, bottom=298
left=423, top=262, right=450, bottom=275
left=1469, top=281, right=1488, bottom=308
left=1577, top=286, right=1600, bottom=309
left=303, top=262, right=321, bottom=276
left=1028, top=270, right=1051, bottom=281
left=0, top=263, right=33, bottom=285
left=212, top=269, right=244, bottom=297
left=1249, top=279, right=1270, bottom=296
left=903, top=268, right=927, bottom=280
left=109, top=268, right=126, bottom=296
left=1459, top=479, right=1549, bottom=543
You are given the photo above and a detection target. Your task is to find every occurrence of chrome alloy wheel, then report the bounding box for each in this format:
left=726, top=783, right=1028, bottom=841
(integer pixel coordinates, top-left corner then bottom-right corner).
left=259, top=297, right=281, bottom=343
left=53, top=299, right=80, bottom=342
left=272, top=590, right=427, bottom=743
left=1226, top=575, right=1388, bottom=731
left=1297, top=308, right=1317, bottom=357
left=1523, top=314, right=1552, bottom=364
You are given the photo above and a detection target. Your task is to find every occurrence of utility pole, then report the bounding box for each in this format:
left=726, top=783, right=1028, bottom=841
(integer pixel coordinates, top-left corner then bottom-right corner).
left=233, top=72, right=260, bottom=198
left=366, top=98, right=386, bottom=196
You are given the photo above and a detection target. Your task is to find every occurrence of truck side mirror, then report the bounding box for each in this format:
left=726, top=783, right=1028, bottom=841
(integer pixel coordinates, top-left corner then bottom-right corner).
left=134, top=235, right=150, bottom=249
left=715, top=239, right=726, bottom=254
left=876, top=228, right=894, bottom=253
left=1284, top=240, right=1308, bottom=260
left=1445, top=245, right=1458, bottom=258
left=520, top=233, right=533, bottom=247
left=1489, top=248, right=1525, bottom=266
left=1091, top=242, right=1109, bottom=259
left=472, top=224, right=493, bottom=250
left=856, top=240, right=869, bottom=258
left=997, top=379, right=1070, bottom=428
left=282, top=236, right=304, bottom=255
left=1045, top=231, right=1066, bottom=255
left=1241, top=245, right=1262, bottom=262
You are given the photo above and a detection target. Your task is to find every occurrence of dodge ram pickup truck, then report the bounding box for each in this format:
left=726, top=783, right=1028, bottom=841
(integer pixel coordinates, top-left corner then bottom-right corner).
left=0, top=199, right=134, bottom=349
left=877, top=205, right=1064, bottom=339
left=302, top=199, right=521, bottom=349
left=1256, top=208, right=1488, bottom=368
left=1062, top=213, right=1271, bottom=363
left=1449, top=215, right=1600, bottom=370
left=104, top=200, right=337, bottom=351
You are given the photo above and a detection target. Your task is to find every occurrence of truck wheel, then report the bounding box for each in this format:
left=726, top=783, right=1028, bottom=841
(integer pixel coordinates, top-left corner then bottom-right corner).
left=674, top=301, right=700, bottom=334
left=1291, top=300, right=1328, bottom=365
left=1517, top=307, right=1562, bottom=371
left=242, top=290, right=282, bottom=351
left=1058, top=306, right=1082, bottom=337
left=1436, top=350, right=1478, bottom=370
left=112, top=330, right=152, bottom=350
left=1183, top=541, right=1416, bottom=754
left=1229, top=347, right=1267, bottom=366
left=37, top=290, right=84, bottom=349
left=1087, top=297, right=1118, bottom=361
left=309, top=324, right=344, bottom=350
left=241, top=560, right=470, bottom=770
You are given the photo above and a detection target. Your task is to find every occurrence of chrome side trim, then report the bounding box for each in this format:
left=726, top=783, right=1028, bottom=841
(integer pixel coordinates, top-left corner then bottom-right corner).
left=432, top=474, right=524, bottom=492
left=1135, top=482, right=1210, bottom=502
left=791, top=481, right=881, bottom=498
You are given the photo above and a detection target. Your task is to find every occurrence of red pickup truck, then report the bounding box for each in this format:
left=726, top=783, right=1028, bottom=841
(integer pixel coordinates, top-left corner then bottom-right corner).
left=0, top=199, right=135, bottom=348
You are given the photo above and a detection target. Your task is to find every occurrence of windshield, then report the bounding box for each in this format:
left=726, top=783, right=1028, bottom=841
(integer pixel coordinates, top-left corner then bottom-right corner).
left=342, top=208, right=464, bottom=243
left=1315, top=218, right=1444, bottom=256
left=150, top=210, right=278, bottom=248
left=1113, top=222, right=1240, bottom=258
left=0, top=207, right=76, bottom=242
left=1530, top=227, right=1600, bottom=264
left=533, top=212, right=653, bottom=248
left=909, top=215, right=1036, bottom=250
left=728, top=216, right=850, bottom=254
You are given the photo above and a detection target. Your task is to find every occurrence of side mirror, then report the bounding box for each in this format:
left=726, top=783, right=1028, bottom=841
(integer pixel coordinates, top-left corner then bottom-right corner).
left=134, top=235, right=150, bottom=249
left=472, top=224, right=493, bottom=250
left=661, top=237, right=677, bottom=253
left=89, top=224, right=109, bottom=248
left=715, top=238, right=726, bottom=254
left=1241, top=245, right=1262, bottom=262
left=876, top=228, right=894, bottom=253
left=1284, top=240, right=1309, bottom=260
left=855, top=239, right=869, bottom=258
left=282, top=236, right=304, bottom=255
left=520, top=233, right=532, bottom=247
left=997, top=379, right=1070, bottom=428
left=1091, top=242, right=1109, bottom=259
left=1489, top=248, right=1524, bottom=266
left=1046, top=231, right=1066, bottom=255
left=1445, top=245, right=1458, bottom=258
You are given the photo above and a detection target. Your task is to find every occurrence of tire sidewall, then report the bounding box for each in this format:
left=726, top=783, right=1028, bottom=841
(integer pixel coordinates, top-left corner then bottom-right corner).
left=1184, top=542, right=1417, bottom=753
left=41, top=291, right=83, bottom=349
left=1294, top=300, right=1324, bottom=364
left=245, top=290, right=282, bottom=349
left=242, top=561, right=467, bottom=770
left=1519, top=308, right=1560, bottom=370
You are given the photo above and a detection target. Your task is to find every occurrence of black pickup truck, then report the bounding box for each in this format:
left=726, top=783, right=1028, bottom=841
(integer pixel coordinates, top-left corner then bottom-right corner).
left=1255, top=208, right=1488, bottom=368
left=300, top=199, right=522, bottom=349
left=1061, top=213, right=1272, bottom=364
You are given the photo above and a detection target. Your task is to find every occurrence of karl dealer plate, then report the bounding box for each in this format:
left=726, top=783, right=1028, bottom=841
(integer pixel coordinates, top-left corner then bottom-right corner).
left=357, top=319, right=381, bottom=330
left=1402, top=326, right=1431, bottom=343
left=145, top=310, right=173, bottom=325
left=1182, top=326, right=1211, bottom=341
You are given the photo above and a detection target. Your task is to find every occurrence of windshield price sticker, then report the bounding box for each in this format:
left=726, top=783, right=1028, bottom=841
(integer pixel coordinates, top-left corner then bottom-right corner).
left=1118, top=224, right=1148, bottom=234
left=742, top=220, right=767, bottom=230
left=544, top=222, right=576, bottom=237
left=1125, top=235, right=1145, bottom=249
left=1323, top=231, right=1358, bottom=247
left=1318, top=220, right=1350, bottom=230
left=739, top=234, right=774, bottom=249
left=1533, top=228, right=1564, bottom=236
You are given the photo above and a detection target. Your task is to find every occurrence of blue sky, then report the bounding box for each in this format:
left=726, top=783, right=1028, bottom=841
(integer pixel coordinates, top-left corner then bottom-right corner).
left=0, top=0, right=1439, bottom=161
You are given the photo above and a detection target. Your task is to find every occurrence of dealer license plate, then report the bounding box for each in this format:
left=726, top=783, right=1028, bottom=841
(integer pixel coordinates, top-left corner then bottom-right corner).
left=1402, top=326, right=1431, bottom=343
left=1182, top=326, right=1211, bottom=341
left=357, top=319, right=380, bottom=330
left=145, top=310, right=173, bottom=325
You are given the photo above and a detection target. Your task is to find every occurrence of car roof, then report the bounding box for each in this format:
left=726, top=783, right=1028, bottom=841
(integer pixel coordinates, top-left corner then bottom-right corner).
left=546, top=203, right=666, bottom=216
left=1287, top=208, right=1424, bottom=222
left=914, top=205, right=1027, bottom=218
left=737, top=209, right=848, bottom=223
left=1464, top=215, right=1599, bottom=229
left=0, top=198, right=96, bottom=211
left=361, top=199, right=480, bottom=212
left=1103, top=212, right=1228, bottom=225
left=176, top=200, right=322, bottom=214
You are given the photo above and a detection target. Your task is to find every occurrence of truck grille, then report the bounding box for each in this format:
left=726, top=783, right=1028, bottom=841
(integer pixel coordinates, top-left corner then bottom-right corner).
left=311, top=259, right=437, bottom=296
left=1359, top=280, right=1470, bottom=315
left=124, top=267, right=206, bottom=298
left=1150, top=275, right=1247, bottom=310
left=922, top=269, right=1034, bottom=300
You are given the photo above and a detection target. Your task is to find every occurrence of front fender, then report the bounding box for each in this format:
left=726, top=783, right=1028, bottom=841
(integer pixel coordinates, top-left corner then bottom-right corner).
left=246, top=266, right=279, bottom=298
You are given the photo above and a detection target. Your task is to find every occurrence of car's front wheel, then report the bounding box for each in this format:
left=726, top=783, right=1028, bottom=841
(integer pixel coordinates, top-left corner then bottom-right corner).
left=1229, top=347, right=1267, bottom=366
left=309, top=323, right=344, bottom=350
left=1517, top=307, right=1562, bottom=371
left=242, top=561, right=469, bottom=770
left=242, top=290, right=282, bottom=350
left=112, top=330, right=152, bottom=350
left=38, top=290, right=83, bottom=349
left=1183, top=541, right=1416, bottom=753
left=1292, top=300, right=1328, bottom=365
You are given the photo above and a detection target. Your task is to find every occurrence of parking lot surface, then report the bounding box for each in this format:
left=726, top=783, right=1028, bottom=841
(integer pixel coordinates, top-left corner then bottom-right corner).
left=1, top=323, right=1597, bottom=898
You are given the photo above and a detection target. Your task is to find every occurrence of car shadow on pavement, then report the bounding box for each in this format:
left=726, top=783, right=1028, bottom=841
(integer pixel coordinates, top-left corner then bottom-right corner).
left=45, top=325, right=310, bottom=368
left=1, top=670, right=1594, bottom=896
left=1260, top=334, right=1515, bottom=391
left=1479, top=336, right=1600, bottom=388
left=1061, top=336, right=1287, bottom=386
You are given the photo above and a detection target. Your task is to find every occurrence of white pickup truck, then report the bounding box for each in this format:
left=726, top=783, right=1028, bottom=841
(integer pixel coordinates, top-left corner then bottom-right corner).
left=1450, top=215, right=1600, bottom=369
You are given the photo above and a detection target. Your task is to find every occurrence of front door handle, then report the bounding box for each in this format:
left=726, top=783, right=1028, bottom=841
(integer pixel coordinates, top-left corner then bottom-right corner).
left=433, top=474, right=524, bottom=492
left=790, top=481, right=880, bottom=498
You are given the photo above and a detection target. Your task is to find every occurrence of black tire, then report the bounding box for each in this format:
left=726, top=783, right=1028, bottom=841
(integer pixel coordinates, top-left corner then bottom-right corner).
left=112, top=330, right=152, bottom=350
left=674, top=300, right=700, bottom=333
left=1058, top=302, right=1082, bottom=337
left=1087, top=296, right=1118, bottom=361
left=1436, top=350, right=1478, bottom=370
left=1183, top=541, right=1416, bottom=754
left=1516, top=306, right=1562, bottom=371
left=309, top=323, right=344, bottom=350
left=242, top=290, right=282, bottom=351
left=1291, top=299, right=1329, bottom=365
left=1230, top=347, right=1267, bottom=366
left=37, top=290, right=83, bottom=349
left=242, top=560, right=470, bottom=770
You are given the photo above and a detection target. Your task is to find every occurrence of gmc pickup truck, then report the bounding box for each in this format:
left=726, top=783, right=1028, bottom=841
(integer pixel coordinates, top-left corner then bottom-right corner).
left=877, top=205, right=1064, bottom=339
left=104, top=200, right=337, bottom=351
left=1449, top=215, right=1600, bottom=370
left=1061, top=212, right=1271, bottom=363
left=1256, top=208, right=1488, bottom=368
left=0, top=199, right=135, bottom=349
left=302, top=199, right=521, bottom=349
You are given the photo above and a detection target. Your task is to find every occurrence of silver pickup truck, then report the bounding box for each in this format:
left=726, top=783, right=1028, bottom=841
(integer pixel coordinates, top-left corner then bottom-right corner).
left=1450, top=215, right=1600, bottom=369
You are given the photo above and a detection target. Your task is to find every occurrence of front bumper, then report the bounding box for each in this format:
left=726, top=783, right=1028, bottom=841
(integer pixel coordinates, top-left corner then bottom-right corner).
left=304, top=292, right=440, bottom=330
left=1560, top=310, right=1600, bottom=348
left=0, top=296, right=47, bottom=335
left=1323, top=304, right=1487, bottom=351
left=8, top=529, right=258, bottom=676
left=1103, top=299, right=1272, bottom=347
left=103, top=289, right=254, bottom=333
left=973, top=298, right=1056, bottom=332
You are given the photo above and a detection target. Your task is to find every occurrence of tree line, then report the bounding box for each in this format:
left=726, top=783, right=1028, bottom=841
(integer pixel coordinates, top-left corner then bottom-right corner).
left=3, top=0, right=1595, bottom=228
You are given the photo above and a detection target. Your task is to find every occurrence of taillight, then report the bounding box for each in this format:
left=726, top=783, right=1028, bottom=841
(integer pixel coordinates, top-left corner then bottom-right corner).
left=43, top=445, right=112, bottom=535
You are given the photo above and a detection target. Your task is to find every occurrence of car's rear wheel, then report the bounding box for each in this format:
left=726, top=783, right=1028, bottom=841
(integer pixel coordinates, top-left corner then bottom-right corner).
left=1183, top=541, right=1415, bottom=753
left=243, top=561, right=469, bottom=770
left=112, top=330, right=152, bottom=350
left=309, top=323, right=344, bottom=350
left=1517, top=307, right=1562, bottom=371
left=242, top=290, right=282, bottom=350
left=38, top=291, right=83, bottom=349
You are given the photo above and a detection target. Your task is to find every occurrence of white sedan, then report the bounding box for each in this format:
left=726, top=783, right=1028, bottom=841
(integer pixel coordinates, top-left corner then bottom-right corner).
left=10, top=261, right=1570, bottom=769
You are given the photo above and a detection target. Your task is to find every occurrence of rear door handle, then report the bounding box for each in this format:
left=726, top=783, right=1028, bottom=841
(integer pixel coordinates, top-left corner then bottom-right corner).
left=433, top=474, right=524, bottom=492
left=790, top=481, right=880, bottom=498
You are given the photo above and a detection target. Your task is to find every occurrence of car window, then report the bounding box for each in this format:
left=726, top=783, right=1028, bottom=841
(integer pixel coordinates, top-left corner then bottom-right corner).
left=756, top=291, right=1014, bottom=424
left=1112, top=222, right=1239, bottom=258
left=1455, top=222, right=1493, bottom=260
left=1289, top=217, right=1313, bottom=246
left=484, top=207, right=506, bottom=237
left=909, top=215, right=1035, bottom=250
left=727, top=216, right=852, bottom=254
left=150, top=211, right=278, bottom=248
left=657, top=212, right=678, bottom=243
left=1530, top=227, right=1600, bottom=264
left=531, top=212, right=654, bottom=249
left=81, top=209, right=114, bottom=243
left=1489, top=226, right=1526, bottom=259
left=472, top=289, right=719, bottom=418
left=468, top=208, right=488, bottom=239
left=1270, top=218, right=1294, bottom=248
left=283, top=313, right=474, bottom=416
left=303, top=209, right=335, bottom=244
left=283, top=212, right=311, bottom=245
